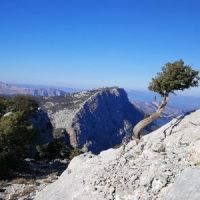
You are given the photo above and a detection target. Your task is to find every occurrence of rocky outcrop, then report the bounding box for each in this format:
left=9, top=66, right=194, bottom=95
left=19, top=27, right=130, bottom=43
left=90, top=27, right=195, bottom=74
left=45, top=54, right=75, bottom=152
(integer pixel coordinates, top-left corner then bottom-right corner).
left=29, top=109, right=54, bottom=156
left=39, top=87, right=152, bottom=154
left=34, top=109, right=200, bottom=200
left=0, top=81, right=65, bottom=96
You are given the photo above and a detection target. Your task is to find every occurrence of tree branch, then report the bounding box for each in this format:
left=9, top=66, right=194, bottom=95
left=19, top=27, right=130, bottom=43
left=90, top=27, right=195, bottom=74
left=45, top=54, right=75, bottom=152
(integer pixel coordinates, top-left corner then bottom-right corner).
left=154, top=96, right=160, bottom=108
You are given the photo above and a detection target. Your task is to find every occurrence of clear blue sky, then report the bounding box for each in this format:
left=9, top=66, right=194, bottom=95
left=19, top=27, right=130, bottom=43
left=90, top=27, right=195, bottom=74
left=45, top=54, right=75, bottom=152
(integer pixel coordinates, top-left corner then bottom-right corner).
left=0, top=0, right=200, bottom=94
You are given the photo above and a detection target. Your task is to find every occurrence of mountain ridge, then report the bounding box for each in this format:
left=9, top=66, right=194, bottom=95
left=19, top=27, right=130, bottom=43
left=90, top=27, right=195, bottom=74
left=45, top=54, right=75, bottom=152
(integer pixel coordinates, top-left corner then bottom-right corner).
left=38, top=87, right=156, bottom=154
left=0, top=81, right=66, bottom=97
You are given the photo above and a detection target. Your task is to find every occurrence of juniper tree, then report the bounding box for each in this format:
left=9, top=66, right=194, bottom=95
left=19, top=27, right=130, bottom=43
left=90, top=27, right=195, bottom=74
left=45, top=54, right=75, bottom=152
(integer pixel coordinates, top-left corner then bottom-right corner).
left=133, top=59, right=200, bottom=140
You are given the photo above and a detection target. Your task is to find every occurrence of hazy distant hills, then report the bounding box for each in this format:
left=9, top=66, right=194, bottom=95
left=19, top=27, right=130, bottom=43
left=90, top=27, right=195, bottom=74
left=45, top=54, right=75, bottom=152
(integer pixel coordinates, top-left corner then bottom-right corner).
left=127, top=90, right=200, bottom=114
left=132, top=101, right=184, bottom=117
left=1, top=80, right=200, bottom=115
left=0, top=81, right=66, bottom=97
left=131, top=101, right=184, bottom=126
left=14, top=83, right=82, bottom=93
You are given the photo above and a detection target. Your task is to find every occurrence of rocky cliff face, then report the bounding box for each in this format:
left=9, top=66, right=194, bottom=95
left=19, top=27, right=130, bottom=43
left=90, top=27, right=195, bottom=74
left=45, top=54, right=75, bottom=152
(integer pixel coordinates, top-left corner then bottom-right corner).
left=0, top=81, right=65, bottom=96
left=39, top=87, right=153, bottom=154
left=30, top=109, right=54, bottom=145
left=34, top=109, right=200, bottom=200
left=29, top=109, right=54, bottom=156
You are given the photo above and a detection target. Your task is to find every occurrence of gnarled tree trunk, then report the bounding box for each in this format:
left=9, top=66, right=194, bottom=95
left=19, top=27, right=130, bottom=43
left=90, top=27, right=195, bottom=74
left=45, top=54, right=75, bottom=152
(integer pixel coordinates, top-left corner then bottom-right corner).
left=133, top=96, right=169, bottom=140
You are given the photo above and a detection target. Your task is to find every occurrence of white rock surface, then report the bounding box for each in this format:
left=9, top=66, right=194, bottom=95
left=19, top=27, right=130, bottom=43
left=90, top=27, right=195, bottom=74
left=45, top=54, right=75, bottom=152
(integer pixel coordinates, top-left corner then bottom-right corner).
left=162, top=167, right=200, bottom=200
left=34, top=109, right=200, bottom=200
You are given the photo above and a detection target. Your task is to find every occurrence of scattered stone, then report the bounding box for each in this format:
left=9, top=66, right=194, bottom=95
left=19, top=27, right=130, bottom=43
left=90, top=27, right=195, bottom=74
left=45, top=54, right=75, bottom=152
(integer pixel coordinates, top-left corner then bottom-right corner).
left=3, top=109, right=199, bottom=200
left=151, top=140, right=165, bottom=152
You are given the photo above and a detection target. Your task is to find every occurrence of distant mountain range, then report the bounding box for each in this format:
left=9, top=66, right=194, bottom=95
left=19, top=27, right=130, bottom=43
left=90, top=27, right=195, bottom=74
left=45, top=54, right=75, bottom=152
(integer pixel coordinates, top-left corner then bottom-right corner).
left=0, top=81, right=66, bottom=97
left=1, top=81, right=200, bottom=117
left=14, top=83, right=82, bottom=93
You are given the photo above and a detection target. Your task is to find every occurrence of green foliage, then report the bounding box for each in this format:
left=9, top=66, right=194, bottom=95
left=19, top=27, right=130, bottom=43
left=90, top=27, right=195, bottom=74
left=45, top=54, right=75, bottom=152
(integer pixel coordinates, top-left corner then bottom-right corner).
left=0, top=96, right=10, bottom=118
left=148, top=59, right=200, bottom=96
left=69, top=148, right=83, bottom=160
left=36, top=141, right=83, bottom=161
left=113, top=143, right=123, bottom=149
left=36, top=141, right=64, bottom=160
left=0, top=111, right=38, bottom=178
left=11, top=95, right=39, bottom=117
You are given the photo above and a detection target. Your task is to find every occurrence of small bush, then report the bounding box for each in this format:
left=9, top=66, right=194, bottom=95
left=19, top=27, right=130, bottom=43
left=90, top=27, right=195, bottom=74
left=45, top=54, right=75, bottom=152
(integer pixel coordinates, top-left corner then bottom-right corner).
left=69, top=148, right=83, bottom=160
left=113, top=143, right=123, bottom=149
left=36, top=141, right=63, bottom=160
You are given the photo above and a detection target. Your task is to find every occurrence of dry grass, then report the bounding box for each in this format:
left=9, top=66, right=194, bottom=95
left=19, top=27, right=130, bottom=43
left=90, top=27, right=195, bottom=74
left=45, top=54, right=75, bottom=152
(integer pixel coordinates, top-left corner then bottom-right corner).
left=190, top=149, right=196, bottom=155
left=0, top=180, right=6, bottom=187
left=50, top=172, right=59, bottom=180
left=12, top=178, right=27, bottom=184
left=10, top=193, right=19, bottom=199
left=10, top=186, right=35, bottom=199
left=21, top=186, right=35, bottom=196
left=27, top=179, right=36, bottom=185
left=135, top=151, right=142, bottom=156
left=12, top=178, right=36, bottom=185
left=194, top=161, right=200, bottom=166
left=43, top=179, right=52, bottom=184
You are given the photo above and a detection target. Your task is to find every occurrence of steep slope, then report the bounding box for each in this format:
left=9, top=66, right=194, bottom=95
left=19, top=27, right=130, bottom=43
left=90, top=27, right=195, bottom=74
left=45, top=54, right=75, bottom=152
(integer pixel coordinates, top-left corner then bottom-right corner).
left=34, top=109, right=200, bottom=200
left=39, top=87, right=153, bottom=154
left=0, top=81, right=65, bottom=96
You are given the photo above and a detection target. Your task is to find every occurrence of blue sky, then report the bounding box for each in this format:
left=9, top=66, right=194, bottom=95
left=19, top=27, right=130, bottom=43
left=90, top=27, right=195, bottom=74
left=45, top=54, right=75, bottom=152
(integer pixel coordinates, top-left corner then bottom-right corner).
left=0, top=0, right=200, bottom=94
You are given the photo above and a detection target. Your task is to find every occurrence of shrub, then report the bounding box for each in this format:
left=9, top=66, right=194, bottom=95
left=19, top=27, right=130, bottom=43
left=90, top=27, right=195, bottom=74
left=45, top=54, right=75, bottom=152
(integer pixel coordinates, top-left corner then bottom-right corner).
left=0, top=96, right=10, bottom=118
left=11, top=95, right=38, bottom=117
left=36, top=141, right=64, bottom=160
left=113, top=143, right=123, bottom=149
left=0, top=111, right=39, bottom=178
left=69, top=148, right=83, bottom=160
